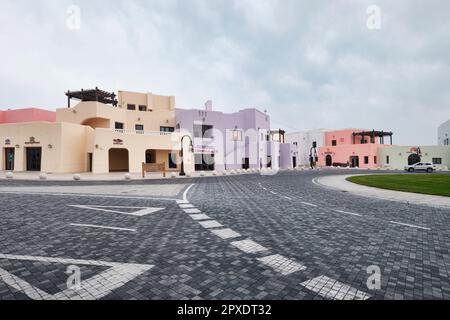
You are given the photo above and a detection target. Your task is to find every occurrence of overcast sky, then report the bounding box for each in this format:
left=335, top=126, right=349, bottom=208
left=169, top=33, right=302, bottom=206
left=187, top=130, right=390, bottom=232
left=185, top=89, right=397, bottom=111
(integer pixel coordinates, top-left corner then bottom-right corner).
left=1, top=0, right=449, bottom=145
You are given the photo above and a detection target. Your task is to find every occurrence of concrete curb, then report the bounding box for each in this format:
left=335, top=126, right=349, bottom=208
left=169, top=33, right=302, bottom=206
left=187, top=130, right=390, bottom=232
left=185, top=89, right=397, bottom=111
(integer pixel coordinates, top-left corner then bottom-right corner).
left=315, top=174, right=450, bottom=210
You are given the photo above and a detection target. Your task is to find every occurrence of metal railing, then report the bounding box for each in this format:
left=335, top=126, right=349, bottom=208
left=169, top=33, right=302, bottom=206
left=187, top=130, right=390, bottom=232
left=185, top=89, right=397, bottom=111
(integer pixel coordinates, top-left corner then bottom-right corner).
left=97, top=128, right=174, bottom=136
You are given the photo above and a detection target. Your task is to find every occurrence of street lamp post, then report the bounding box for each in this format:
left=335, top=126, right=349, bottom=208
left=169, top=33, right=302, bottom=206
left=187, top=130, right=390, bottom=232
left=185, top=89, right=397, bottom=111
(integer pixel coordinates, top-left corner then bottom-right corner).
left=180, top=135, right=194, bottom=176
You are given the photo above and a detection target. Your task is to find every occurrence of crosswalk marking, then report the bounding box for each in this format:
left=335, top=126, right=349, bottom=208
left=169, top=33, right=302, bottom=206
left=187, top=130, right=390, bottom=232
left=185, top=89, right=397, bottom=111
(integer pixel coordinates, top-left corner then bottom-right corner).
left=300, top=275, right=371, bottom=300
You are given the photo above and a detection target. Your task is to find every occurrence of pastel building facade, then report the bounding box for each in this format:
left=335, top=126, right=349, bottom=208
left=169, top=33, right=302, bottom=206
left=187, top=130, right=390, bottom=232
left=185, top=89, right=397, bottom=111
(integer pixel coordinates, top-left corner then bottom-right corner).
left=379, top=146, right=450, bottom=169
left=0, top=108, right=56, bottom=124
left=317, top=129, right=393, bottom=169
left=438, top=120, right=450, bottom=146
left=0, top=89, right=194, bottom=174
left=286, top=129, right=327, bottom=167
left=175, top=101, right=292, bottom=171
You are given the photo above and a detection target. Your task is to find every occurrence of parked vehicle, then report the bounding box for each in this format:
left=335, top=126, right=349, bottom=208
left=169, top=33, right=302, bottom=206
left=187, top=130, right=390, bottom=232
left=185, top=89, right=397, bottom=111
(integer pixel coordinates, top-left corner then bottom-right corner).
left=404, top=162, right=436, bottom=173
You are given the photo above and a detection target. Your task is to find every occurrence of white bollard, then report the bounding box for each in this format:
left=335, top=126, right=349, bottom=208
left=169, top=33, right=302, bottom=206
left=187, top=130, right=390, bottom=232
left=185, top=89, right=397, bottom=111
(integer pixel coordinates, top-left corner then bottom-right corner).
left=73, top=174, right=81, bottom=181
left=200, top=171, right=205, bottom=177
left=39, top=173, right=47, bottom=180
left=6, top=172, right=14, bottom=179
left=212, top=171, right=217, bottom=176
left=170, top=172, right=177, bottom=178
left=124, top=173, right=132, bottom=180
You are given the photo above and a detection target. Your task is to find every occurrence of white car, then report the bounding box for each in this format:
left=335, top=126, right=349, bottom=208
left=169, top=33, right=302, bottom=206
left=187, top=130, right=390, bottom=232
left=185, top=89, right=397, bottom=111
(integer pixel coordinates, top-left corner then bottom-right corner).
left=404, top=162, right=436, bottom=173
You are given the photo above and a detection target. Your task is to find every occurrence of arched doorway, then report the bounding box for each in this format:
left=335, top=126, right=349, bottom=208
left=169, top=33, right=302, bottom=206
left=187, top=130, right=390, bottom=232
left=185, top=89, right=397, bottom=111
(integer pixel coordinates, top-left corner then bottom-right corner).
left=325, top=155, right=333, bottom=166
left=408, top=154, right=421, bottom=165
left=109, top=148, right=129, bottom=172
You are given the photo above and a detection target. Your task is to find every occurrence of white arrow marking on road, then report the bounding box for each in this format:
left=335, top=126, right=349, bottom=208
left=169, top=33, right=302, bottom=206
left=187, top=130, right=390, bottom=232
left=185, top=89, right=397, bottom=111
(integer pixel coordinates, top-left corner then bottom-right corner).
left=0, top=253, right=153, bottom=300
left=68, top=205, right=164, bottom=216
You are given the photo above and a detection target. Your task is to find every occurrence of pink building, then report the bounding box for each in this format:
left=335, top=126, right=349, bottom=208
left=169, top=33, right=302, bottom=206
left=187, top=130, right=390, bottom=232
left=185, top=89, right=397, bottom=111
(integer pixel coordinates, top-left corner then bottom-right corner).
left=318, top=129, right=393, bottom=168
left=0, top=108, right=56, bottom=124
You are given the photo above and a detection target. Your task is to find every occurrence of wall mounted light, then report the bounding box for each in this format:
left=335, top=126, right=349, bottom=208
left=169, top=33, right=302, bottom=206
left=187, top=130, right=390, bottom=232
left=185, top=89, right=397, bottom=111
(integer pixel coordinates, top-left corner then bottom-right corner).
left=72, top=110, right=77, bottom=114
left=95, top=144, right=99, bottom=149
left=48, top=144, right=53, bottom=149
left=15, top=144, right=20, bottom=149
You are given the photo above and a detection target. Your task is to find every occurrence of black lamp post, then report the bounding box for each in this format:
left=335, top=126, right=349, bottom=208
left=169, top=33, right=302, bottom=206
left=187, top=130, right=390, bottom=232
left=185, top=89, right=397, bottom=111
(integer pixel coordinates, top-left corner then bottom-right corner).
left=180, top=135, right=194, bottom=176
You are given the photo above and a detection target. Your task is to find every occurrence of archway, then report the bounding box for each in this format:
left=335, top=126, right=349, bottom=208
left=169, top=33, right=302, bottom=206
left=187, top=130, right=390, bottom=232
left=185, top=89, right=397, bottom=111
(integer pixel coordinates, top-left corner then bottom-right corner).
left=408, top=154, right=421, bottom=165
left=325, top=155, right=333, bottom=167
left=109, top=148, right=129, bottom=172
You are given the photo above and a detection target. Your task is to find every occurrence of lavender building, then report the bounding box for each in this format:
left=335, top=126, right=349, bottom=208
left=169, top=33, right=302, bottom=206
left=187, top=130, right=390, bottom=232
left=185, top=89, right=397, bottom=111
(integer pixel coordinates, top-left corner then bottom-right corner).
left=176, top=101, right=293, bottom=171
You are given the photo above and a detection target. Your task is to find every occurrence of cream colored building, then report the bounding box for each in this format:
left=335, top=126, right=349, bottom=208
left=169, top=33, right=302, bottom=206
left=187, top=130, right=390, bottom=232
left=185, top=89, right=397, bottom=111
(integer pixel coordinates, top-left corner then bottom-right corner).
left=378, top=145, right=450, bottom=170
left=0, top=90, right=194, bottom=174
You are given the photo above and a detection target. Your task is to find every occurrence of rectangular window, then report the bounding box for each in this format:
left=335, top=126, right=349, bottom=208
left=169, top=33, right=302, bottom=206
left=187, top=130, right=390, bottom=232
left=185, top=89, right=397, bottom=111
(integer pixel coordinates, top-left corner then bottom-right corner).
left=160, top=126, right=175, bottom=133
left=432, top=158, right=442, bottom=165
left=127, top=104, right=136, bottom=110
left=193, top=124, right=213, bottom=138
left=115, top=122, right=124, bottom=130
left=445, top=138, right=449, bottom=145
left=386, top=156, right=390, bottom=164
left=135, top=124, right=144, bottom=131
left=138, top=105, right=147, bottom=111
left=332, top=140, right=337, bottom=146
left=364, top=156, right=369, bottom=164
left=168, top=153, right=177, bottom=169
left=374, top=156, right=377, bottom=164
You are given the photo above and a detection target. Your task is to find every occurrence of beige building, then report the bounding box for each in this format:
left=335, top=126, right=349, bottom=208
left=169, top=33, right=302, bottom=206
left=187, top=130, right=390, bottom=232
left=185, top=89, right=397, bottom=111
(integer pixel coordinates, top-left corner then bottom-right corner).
left=0, top=89, right=194, bottom=174
left=378, top=145, right=450, bottom=170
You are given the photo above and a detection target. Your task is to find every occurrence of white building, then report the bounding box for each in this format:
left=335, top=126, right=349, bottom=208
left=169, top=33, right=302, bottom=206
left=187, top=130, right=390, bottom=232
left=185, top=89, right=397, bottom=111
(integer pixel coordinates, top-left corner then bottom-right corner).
left=378, top=145, right=450, bottom=170
left=286, top=129, right=327, bottom=167
left=438, top=120, right=450, bottom=146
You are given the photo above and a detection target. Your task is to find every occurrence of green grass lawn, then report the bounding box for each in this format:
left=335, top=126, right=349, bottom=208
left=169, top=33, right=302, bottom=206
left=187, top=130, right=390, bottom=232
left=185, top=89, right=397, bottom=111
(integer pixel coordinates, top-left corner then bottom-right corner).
left=347, top=174, right=450, bottom=197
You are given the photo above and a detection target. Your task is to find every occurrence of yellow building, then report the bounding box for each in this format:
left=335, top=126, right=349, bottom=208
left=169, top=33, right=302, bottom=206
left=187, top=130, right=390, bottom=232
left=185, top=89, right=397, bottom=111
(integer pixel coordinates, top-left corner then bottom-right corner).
left=0, top=89, right=194, bottom=174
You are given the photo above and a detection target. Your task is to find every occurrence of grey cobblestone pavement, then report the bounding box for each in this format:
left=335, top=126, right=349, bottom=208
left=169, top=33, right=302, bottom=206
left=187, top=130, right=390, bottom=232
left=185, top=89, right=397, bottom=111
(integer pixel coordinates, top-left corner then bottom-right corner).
left=0, top=170, right=450, bottom=300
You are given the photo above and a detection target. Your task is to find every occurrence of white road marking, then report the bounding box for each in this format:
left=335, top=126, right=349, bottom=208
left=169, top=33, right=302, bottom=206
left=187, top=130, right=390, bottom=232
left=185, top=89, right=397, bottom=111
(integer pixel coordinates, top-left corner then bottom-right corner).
left=230, top=239, right=268, bottom=254
left=0, top=191, right=176, bottom=201
left=184, top=208, right=201, bottom=214
left=389, top=221, right=431, bottom=230
left=70, top=224, right=137, bottom=232
left=283, top=196, right=292, bottom=200
left=334, top=210, right=362, bottom=217
left=210, top=228, right=241, bottom=239
left=179, top=204, right=195, bottom=209
left=312, top=178, right=321, bottom=187
left=68, top=205, right=164, bottom=216
left=182, top=184, right=195, bottom=202
left=189, top=214, right=211, bottom=221
left=300, top=275, right=371, bottom=300
left=257, top=254, right=306, bottom=275
left=0, top=253, right=153, bottom=300
left=198, top=220, right=223, bottom=229
left=176, top=200, right=190, bottom=204
left=301, top=201, right=318, bottom=208
left=270, top=191, right=277, bottom=195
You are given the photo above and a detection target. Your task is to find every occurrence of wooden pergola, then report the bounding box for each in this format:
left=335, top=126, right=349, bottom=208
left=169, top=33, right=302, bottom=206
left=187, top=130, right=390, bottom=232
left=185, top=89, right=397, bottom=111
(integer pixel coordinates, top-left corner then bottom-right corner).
left=352, top=130, right=393, bottom=145
left=65, top=87, right=118, bottom=108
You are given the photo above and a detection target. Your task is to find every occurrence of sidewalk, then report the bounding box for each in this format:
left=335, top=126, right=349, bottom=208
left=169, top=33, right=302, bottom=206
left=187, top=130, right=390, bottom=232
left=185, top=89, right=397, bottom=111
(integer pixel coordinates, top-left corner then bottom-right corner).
left=0, top=168, right=259, bottom=181
left=316, top=174, right=450, bottom=210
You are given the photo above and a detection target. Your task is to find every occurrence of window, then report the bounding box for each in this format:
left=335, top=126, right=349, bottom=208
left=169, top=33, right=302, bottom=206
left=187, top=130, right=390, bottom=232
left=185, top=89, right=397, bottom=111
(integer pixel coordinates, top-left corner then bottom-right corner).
left=433, top=158, right=442, bottom=165
left=193, top=124, right=213, bottom=138
left=374, top=156, right=377, bottom=164
left=138, top=105, right=147, bottom=111
left=135, top=124, right=144, bottom=131
left=160, top=126, right=175, bottom=133
left=127, top=104, right=136, bottom=110
left=115, top=122, right=124, bottom=130
left=332, top=140, right=337, bottom=146
left=386, top=156, right=390, bottom=164
left=168, top=153, right=177, bottom=169
left=445, top=138, right=449, bottom=146
left=364, top=156, right=369, bottom=164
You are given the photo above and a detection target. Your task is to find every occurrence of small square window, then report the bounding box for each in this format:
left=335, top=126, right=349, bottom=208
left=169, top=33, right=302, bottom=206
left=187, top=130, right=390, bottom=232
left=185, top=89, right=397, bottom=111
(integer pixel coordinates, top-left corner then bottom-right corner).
left=139, top=105, right=147, bottom=111
left=115, top=122, right=124, bottom=130
left=364, top=156, right=369, bottom=164
left=127, top=104, right=136, bottom=110
left=332, top=140, right=337, bottom=146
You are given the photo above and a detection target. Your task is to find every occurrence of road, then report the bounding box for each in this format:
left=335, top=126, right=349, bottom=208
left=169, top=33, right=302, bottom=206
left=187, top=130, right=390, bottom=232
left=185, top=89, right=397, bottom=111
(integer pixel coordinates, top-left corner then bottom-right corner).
left=0, top=169, right=449, bottom=300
